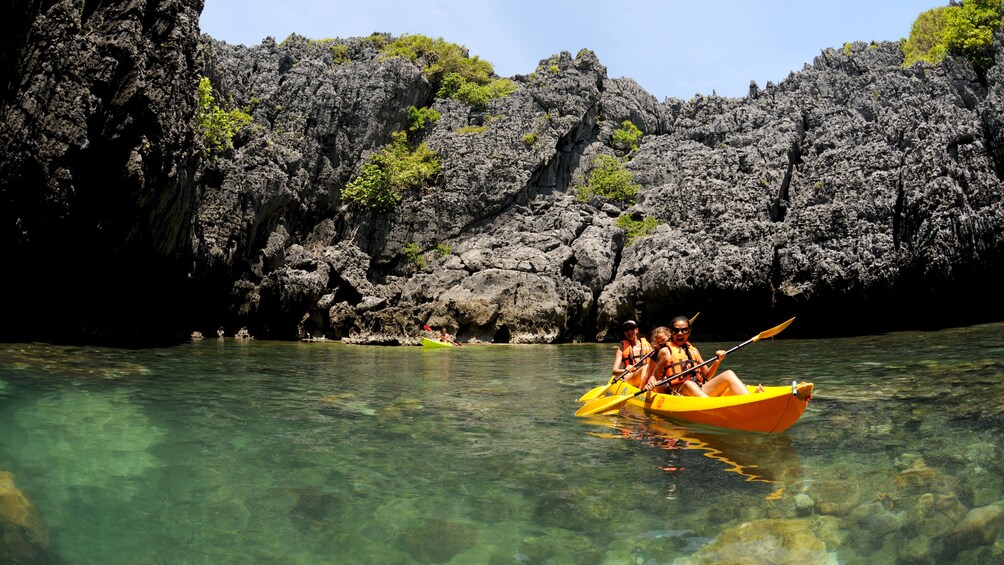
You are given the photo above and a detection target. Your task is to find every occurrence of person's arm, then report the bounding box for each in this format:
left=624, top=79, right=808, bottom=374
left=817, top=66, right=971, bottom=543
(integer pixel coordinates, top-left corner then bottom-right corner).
left=701, top=349, right=726, bottom=381
left=613, top=348, right=627, bottom=373
left=640, top=349, right=667, bottom=390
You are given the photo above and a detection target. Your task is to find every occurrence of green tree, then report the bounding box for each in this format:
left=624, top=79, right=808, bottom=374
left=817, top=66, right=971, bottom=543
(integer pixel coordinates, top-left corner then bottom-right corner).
left=381, top=34, right=517, bottom=108
left=902, top=0, right=1003, bottom=71
left=407, top=105, right=440, bottom=133
left=195, top=77, right=252, bottom=155
left=402, top=243, right=427, bottom=271
left=436, top=73, right=517, bottom=109
left=342, top=131, right=441, bottom=211
left=381, top=35, right=493, bottom=91
left=616, top=214, right=661, bottom=245
left=612, top=120, right=643, bottom=153
left=575, top=154, right=640, bottom=205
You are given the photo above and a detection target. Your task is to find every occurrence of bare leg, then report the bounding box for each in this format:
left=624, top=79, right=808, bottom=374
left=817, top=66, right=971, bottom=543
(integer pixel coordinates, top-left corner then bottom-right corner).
left=677, top=380, right=708, bottom=397
left=701, top=370, right=749, bottom=396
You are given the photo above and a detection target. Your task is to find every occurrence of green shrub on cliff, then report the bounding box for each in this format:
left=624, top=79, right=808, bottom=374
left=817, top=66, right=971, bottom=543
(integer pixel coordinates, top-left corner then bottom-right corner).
left=402, top=243, right=427, bottom=271
left=382, top=34, right=492, bottom=89
left=381, top=34, right=517, bottom=107
left=436, top=73, right=518, bottom=109
left=407, top=105, right=440, bottom=133
left=195, top=77, right=252, bottom=155
left=902, top=0, right=1003, bottom=71
left=331, top=44, right=350, bottom=64
left=616, top=214, right=661, bottom=245
left=342, top=131, right=441, bottom=211
left=612, top=120, right=643, bottom=153
left=575, top=154, right=640, bottom=205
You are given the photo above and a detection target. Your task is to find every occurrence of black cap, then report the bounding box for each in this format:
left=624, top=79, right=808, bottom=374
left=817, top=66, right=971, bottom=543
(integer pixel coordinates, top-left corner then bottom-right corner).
left=622, top=320, right=638, bottom=330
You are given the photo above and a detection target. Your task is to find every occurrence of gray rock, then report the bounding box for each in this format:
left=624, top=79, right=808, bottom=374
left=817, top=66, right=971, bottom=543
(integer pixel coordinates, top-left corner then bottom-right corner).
left=4, top=7, right=1004, bottom=344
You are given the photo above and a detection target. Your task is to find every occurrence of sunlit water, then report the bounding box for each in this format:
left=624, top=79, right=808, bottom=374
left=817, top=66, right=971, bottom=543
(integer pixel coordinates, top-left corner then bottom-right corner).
left=1, top=323, right=1003, bottom=564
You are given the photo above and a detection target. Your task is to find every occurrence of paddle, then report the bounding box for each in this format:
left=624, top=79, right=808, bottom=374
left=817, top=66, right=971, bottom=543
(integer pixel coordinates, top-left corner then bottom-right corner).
left=577, top=312, right=701, bottom=403
left=577, top=349, right=656, bottom=402
left=575, top=317, right=795, bottom=417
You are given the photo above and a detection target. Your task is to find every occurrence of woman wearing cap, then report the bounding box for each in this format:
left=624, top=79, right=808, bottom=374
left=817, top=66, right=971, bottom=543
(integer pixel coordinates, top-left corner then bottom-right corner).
left=642, top=316, right=762, bottom=396
left=613, top=320, right=653, bottom=388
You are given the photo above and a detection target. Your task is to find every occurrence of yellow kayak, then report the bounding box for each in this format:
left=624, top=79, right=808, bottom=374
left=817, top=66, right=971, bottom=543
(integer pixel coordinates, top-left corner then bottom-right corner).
left=420, top=337, right=455, bottom=348
left=603, top=380, right=814, bottom=433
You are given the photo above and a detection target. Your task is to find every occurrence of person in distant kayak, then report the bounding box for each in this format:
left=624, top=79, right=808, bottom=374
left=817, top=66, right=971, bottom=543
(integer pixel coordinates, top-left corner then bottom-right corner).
left=642, top=316, right=762, bottom=396
left=613, top=320, right=653, bottom=388
left=439, top=327, right=462, bottom=345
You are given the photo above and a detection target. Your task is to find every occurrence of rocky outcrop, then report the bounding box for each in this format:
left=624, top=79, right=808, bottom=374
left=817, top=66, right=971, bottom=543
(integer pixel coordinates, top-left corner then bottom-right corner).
left=0, top=0, right=202, bottom=343
left=2, top=3, right=1004, bottom=344
left=191, top=35, right=1004, bottom=343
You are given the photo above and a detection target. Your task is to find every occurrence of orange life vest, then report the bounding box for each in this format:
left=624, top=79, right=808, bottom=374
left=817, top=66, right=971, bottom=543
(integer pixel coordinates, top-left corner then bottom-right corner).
left=661, top=342, right=706, bottom=388
left=620, top=338, right=653, bottom=367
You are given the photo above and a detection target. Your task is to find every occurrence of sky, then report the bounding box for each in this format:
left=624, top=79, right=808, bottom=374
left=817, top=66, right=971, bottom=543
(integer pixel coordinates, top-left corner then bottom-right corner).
left=199, top=0, right=947, bottom=101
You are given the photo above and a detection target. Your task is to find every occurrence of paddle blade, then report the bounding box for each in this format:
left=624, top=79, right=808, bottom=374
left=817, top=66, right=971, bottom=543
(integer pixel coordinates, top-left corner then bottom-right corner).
left=577, top=383, right=611, bottom=403
left=753, top=317, right=795, bottom=342
left=575, top=394, right=631, bottom=417
left=689, top=312, right=700, bottom=325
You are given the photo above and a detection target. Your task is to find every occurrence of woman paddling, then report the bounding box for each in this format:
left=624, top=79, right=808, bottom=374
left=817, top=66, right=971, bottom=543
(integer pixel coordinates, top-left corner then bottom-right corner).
left=642, top=316, right=762, bottom=396
left=612, top=320, right=653, bottom=388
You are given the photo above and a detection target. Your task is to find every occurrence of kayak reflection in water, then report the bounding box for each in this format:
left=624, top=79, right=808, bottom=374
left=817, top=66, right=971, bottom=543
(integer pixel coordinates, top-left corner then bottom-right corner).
left=642, top=316, right=763, bottom=396
left=600, top=414, right=802, bottom=493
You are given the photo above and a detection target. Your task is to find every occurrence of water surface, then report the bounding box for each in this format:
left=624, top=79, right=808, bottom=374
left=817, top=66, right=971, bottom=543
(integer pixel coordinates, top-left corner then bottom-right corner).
left=1, top=323, right=1002, bottom=563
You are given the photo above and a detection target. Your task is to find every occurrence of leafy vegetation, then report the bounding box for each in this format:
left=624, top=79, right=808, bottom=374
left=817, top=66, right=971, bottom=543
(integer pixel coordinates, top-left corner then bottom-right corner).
left=195, top=77, right=252, bottom=156
left=454, top=125, right=488, bottom=134
left=380, top=34, right=517, bottom=108
left=616, top=214, right=661, bottom=245
left=523, top=132, right=539, bottom=145
left=331, top=44, right=350, bottom=64
left=612, top=120, right=643, bottom=153
left=436, top=74, right=518, bottom=109
left=342, top=131, right=441, bottom=211
left=402, top=243, right=427, bottom=271
left=407, top=105, right=440, bottom=133
left=902, top=0, right=1004, bottom=71
left=575, top=154, right=640, bottom=205
left=381, top=35, right=491, bottom=88
left=361, top=33, right=388, bottom=50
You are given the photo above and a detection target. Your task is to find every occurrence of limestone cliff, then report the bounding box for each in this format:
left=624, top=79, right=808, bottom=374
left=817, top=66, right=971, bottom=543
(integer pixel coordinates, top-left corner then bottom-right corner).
left=2, top=0, right=1003, bottom=344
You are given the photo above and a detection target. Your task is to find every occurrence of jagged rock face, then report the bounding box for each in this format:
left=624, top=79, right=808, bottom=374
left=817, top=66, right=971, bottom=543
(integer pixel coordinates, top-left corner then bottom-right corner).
left=197, top=35, right=1004, bottom=343
left=0, top=0, right=202, bottom=342
left=193, top=42, right=613, bottom=341
left=2, top=3, right=1004, bottom=344
left=601, top=40, right=1004, bottom=338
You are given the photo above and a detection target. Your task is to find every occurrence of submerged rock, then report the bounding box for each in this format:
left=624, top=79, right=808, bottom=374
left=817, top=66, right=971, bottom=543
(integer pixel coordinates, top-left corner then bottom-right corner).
left=396, top=518, right=476, bottom=564
left=943, top=501, right=1004, bottom=550
left=0, top=471, right=50, bottom=561
left=683, top=517, right=837, bottom=565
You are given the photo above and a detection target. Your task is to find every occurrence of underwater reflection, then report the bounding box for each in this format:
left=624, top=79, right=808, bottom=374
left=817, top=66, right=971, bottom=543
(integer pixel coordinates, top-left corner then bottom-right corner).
left=585, top=411, right=802, bottom=496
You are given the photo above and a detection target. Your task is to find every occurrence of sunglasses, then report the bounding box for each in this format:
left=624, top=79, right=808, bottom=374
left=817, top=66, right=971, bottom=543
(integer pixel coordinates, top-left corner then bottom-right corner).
left=671, top=327, right=691, bottom=334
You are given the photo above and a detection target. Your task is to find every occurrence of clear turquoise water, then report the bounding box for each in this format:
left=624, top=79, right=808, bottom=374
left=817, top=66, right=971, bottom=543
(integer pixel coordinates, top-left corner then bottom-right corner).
left=1, top=323, right=1002, bottom=564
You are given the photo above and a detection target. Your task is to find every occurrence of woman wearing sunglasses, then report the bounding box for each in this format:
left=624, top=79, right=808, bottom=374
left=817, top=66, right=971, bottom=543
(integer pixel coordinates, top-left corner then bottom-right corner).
left=642, top=316, right=762, bottom=396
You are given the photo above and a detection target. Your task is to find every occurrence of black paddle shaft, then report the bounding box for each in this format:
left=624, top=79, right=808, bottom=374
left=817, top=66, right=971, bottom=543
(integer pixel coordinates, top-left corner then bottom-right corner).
left=637, top=335, right=758, bottom=397
left=612, top=349, right=655, bottom=384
